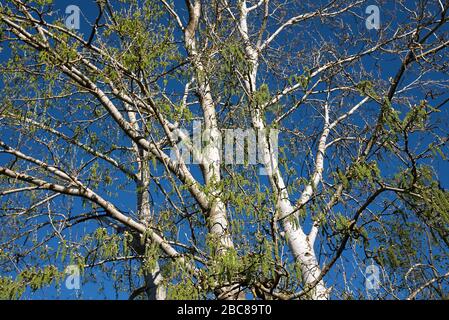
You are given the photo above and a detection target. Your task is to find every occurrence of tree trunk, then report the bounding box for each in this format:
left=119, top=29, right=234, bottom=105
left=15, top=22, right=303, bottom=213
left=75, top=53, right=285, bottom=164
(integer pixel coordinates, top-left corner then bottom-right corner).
left=239, top=2, right=328, bottom=299
left=185, top=0, right=244, bottom=300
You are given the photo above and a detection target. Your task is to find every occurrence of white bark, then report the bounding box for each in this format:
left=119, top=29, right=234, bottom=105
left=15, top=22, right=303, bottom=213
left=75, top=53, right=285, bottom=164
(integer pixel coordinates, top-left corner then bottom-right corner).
left=238, top=1, right=329, bottom=299
left=144, top=263, right=166, bottom=300
left=184, top=0, right=234, bottom=252
left=184, top=0, right=242, bottom=299
left=126, top=98, right=167, bottom=300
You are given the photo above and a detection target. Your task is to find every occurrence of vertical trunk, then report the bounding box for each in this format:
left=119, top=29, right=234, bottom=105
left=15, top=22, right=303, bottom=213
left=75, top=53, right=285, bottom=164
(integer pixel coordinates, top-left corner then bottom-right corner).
left=256, top=111, right=329, bottom=300
left=184, top=0, right=243, bottom=299
left=136, top=149, right=151, bottom=223
left=144, top=260, right=166, bottom=300
left=280, top=203, right=329, bottom=300
left=201, top=95, right=244, bottom=300
left=128, top=102, right=167, bottom=300
left=239, top=1, right=328, bottom=299
left=137, top=150, right=167, bottom=300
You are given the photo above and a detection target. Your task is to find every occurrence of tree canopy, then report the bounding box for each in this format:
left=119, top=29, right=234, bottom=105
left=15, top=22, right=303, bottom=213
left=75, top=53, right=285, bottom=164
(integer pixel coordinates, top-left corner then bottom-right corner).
left=0, top=0, right=448, bottom=300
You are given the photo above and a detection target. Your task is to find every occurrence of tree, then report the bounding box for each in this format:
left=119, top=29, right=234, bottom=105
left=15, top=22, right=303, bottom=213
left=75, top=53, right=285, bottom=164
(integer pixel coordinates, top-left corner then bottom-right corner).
left=0, top=0, right=448, bottom=300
